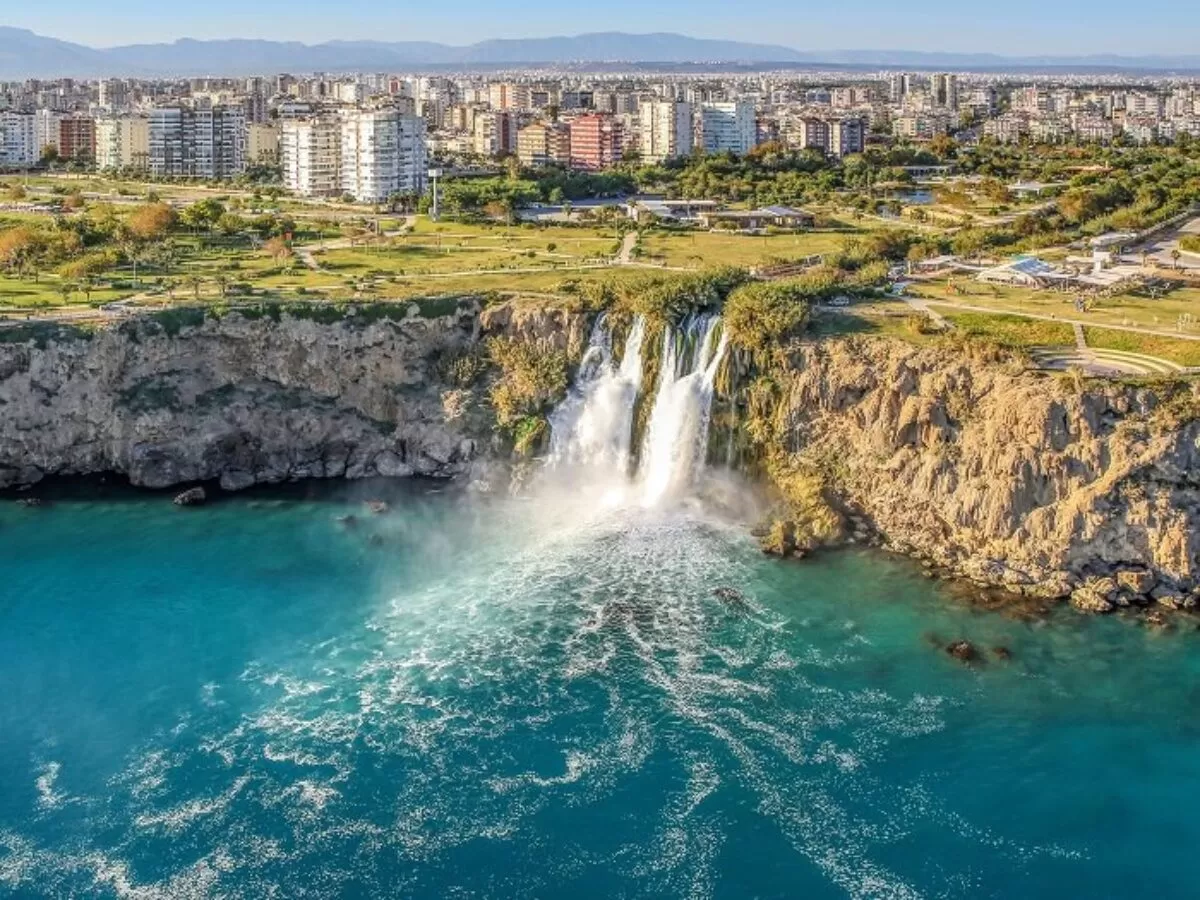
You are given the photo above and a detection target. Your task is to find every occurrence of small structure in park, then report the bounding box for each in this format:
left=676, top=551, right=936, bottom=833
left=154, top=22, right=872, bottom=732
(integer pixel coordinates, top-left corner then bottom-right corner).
left=697, top=205, right=816, bottom=232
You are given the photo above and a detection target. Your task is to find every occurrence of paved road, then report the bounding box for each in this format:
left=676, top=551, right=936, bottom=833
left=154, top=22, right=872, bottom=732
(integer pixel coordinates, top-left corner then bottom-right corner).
left=1128, top=216, right=1200, bottom=271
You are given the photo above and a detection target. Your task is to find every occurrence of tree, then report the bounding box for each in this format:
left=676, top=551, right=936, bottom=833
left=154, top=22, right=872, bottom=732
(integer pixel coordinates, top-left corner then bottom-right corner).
left=125, top=203, right=177, bottom=242
left=180, top=199, right=226, bottom=233
left=184, top=274, right=204, bottom=300
left=1171, top=248, right=1182, bottom=270
left=215, top=213, right=246, bottom=236
left=0, top=227, right=42, bottom=274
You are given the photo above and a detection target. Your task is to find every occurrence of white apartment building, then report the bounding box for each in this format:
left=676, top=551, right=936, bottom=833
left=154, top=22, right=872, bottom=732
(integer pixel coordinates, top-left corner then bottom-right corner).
left=281, top=108, right=427, bottom=203
left=0, top=112, right=37, bottom=166
left=280, top=115, right=342, bottom=197
left=95, top=116, right=149, bottom=171
left=340, top=108, right=427, bottom=203
left=639, top=98, right=693, bottom=163
left=34, top=109, right=62, bottom=156
left=699, top=101, right=756, bottom=155
left=148, top=105, right=246, bottom=179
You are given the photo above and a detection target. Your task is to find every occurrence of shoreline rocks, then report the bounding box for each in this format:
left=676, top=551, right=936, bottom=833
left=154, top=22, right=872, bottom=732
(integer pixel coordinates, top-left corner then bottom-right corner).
left=173, top=486, right=207, bottom=507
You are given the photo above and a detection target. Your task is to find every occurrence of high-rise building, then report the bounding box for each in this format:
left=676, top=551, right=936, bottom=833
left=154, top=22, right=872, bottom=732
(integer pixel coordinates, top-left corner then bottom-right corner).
left=148, top=105, right=246, bottom=179
left=473, top=111, right=518, bottom=157
left=567, top=113, right=623, bottom=170
left=0, top=112, right=38, bottom=166
left=58, top=116, right=96, bottom=162
left=830, top=117, right=866, bottom=158
left=699, top=101, right=756, bottom=155
left=638, top=98, right=693, bottom=163
left=280, top=115, right=342, bottom=198
left=932, top=73, right=959, bottom=111
left=34, top=109, right=63, bottom=157
left=95, top=116, right=150, bottom=171
left=339, top=108, right=427, bottom=203
left=516, top=121, right=571, bottom=167
left=247, top=123, right=280, bottom=166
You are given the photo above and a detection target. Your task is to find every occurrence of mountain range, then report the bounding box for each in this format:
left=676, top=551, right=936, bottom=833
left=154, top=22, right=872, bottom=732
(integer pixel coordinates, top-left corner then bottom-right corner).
left=2, top=27, right=1199, bottom=78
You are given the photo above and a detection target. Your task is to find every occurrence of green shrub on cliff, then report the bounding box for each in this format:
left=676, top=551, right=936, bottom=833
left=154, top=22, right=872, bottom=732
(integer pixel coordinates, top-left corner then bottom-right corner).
left=723, top=281, right=811, bottom=358
left=485, top=335, right=569, bottom=450
left=612, top=267, right=750, bottom=326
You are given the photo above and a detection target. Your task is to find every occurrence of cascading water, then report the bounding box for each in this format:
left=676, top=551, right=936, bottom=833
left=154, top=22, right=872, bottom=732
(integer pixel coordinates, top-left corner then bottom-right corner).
left=548, top=314, right=646, bottom=477
left=547, top=311, right=726, bottom=509
left=636, top=314, right=727, bottom=507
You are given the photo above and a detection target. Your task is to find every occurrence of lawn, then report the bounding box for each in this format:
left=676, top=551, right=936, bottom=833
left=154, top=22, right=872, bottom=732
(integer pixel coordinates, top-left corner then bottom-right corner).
left=910, top=280, right=1200, bottom=335
left=1084, top=327, right=1200, bottom=367
left=638, top=230, right=854, bottom=268
left=941, top=311, right=1076, bottom=349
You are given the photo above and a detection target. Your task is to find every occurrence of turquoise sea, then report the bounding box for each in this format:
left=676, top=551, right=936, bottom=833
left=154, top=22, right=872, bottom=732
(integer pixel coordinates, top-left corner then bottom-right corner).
left=2, top=480, right=1199, bottom=899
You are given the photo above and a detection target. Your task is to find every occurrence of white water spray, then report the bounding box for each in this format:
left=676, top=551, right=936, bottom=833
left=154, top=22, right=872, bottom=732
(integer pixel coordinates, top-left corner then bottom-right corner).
left=637, top=315, right=727, bottom=507
left=549, top=314, right=646, bottom=477
left=547, top=311, right=727, bottom=510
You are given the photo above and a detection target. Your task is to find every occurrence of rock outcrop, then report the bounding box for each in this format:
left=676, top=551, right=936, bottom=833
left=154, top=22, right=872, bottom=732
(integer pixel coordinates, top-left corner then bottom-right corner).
left=771, top=336, right=1200, bottom=598
left=0, top=301, right=564, bottom=492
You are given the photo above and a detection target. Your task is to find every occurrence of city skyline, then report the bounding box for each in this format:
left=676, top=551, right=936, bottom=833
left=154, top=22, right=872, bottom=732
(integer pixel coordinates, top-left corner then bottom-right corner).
left=4, top=0, right=1199, bottom=59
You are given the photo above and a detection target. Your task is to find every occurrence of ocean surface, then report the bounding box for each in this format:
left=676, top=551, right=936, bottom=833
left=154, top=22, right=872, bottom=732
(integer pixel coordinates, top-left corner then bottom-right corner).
left=1, top=481, right=1199, bottom=899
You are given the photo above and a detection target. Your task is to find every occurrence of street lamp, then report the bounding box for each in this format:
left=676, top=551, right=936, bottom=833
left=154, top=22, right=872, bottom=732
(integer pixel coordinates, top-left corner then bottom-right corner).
left=428, top=168, right=443, bottom=221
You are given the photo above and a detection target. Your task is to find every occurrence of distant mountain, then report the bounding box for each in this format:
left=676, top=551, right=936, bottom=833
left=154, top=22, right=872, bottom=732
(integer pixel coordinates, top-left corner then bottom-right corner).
left=0, top=27, right=1198, bottom=78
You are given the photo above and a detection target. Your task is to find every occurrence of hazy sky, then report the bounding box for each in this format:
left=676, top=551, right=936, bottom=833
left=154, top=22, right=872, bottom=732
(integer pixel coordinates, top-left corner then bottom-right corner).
left=7, top=0, right=1198, bottom=55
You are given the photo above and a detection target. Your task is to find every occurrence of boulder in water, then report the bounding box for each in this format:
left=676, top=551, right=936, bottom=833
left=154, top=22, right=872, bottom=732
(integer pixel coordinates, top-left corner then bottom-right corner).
left=365, top=500, right=389, bottom=515
left=173, top=487, right=207, bottom=507
left=15, top=497, right=43, bottom=508
left=336, top=514, right=359, bottom=529
left=712, top=586, right=748, bottom=609
left=991, top=646, right=1012, bottom=661
left=945, top=640, right=979, bottom=662
left=1069, top=587, right=1113, bottom=614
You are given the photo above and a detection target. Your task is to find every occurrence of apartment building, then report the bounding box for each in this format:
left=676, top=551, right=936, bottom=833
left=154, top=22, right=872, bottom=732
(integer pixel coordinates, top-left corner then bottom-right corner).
left=339, top=108, right=427, bottom=202
left=95, top=116, right=149, bottom=170
left=516, top=121, right=571, bottom=167
left=280, top=115, right=342, bottom=197
left=639, top=99, right=693, bottom=163
left=699, top=101, right=756, bottom=155
left=247, top=123, right=280, bottom=165
left=0, top=112, right=37, bottom=166
left=786, top=115, right=863, bottom=158
left=34, top=109, right=62, bottom=156
left=148, top=105, right=246, bottom=179
left=472, top=110, right=519, bottom=157
left=568, top=113, right=623, bottom=170
left=58, top=116, right=96, bottom=162
left=931, top=73, right=959, bottom=111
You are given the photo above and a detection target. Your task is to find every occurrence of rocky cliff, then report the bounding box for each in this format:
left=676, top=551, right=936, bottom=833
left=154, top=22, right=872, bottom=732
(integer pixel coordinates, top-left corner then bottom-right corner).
left=770, top=336, right=1200, bottom=609
left=0, top=301, right=552, bottom=492
left=2, top=306, right=1198, bottom=609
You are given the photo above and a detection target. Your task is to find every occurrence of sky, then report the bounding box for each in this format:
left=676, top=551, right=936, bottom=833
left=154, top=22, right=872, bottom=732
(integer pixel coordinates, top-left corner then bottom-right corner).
left=6, top=0, right=1198, bottom=56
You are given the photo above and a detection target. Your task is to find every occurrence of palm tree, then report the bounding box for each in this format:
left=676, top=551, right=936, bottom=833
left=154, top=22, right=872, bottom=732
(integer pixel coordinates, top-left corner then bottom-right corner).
left=1171, top=249, right=1182, bottom=270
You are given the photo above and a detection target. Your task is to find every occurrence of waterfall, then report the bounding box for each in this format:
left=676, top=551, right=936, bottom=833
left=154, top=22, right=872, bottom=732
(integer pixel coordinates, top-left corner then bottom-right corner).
left=546, top=311, right=727, bottom=510
left=637, top=314, right=727, bottom=508
left=549, top=314, right=646, bottom=477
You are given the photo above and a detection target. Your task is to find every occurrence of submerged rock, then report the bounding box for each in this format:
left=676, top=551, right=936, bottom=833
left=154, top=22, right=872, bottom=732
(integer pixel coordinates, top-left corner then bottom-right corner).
left=365, top=500, right=389, bottom=515
left=15, top=497, right=43, bottom=508
left=712, top=586, right=749, bottom=609
left=173, top=486, right=207, bottom=507
left=991, top=646, right=1012, bottom=661
left=946, top=640, right=979, bottom=662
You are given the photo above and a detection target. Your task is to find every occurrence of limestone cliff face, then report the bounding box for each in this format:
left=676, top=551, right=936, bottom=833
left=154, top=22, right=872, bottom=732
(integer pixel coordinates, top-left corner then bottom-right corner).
left=775, top=337, right=1200, bottom=596
left=0, top=302, right=538, bottom=491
